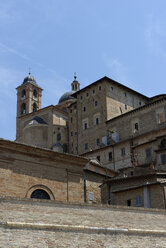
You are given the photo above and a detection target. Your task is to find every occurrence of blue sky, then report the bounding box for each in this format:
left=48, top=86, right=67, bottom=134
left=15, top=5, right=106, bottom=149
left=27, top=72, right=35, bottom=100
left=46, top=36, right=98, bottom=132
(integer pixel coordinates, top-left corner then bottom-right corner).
left=0, top=0, right=166, bottom=140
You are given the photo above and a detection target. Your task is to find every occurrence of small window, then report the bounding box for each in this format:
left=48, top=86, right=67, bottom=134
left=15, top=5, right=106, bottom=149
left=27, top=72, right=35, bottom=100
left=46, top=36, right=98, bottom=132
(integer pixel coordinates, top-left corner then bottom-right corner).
left=80, top=96, right=83, bottom=100
left=99, top=86, right=102, bottom=91
left=97, top=156, right=100, bottom=162
left=86, top=93, right=89, bottom=97
left=136, top=196, right=142, bottom=207
left=71, top=132, right=73, bottom=136
left=125, top=104, right=127, bottom=110
left=83, top=107, right=86, bottom=112
left=121, top=148, right=125, bottom=156
left=71, top=117, right=73, bottom=123
left=89, top=192, right=94, bottom=201
left=124, top=92, right=127, bottom=97
left=134, top=122, right=139, bottom=131
left=139, top=101, right=142, bottom=106
left=85, top=143, right=88, bottom=150
left=84, top=123, right=87, bottom=130
left=93, top=89, right=95, bottom=94
left=146, top=148, right=151, bottom=158
left=74, top=105, right=77, bottom=109
left=109, top=152, right=113, bottom=161
left=96, top=118, right=99, bottom=125
left=75, top=131, right=77, bottom=135
left=96, top=138, right=100, bottom=146
left=157, top=112, right=164, bottom=124
left=70, top=109, right=72, bottom=113
left=95, top=101, right=98, bottom=107
left=111, top=86, right=113, bottom=91
left=130, top=171, right=134, bottom=176
left=127, top=199, right=131, bottom=206
left=161, top=154, right=166, bottom=164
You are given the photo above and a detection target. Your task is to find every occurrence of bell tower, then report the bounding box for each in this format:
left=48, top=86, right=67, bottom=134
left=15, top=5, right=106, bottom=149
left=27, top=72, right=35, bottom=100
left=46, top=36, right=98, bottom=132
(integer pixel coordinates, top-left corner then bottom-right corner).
left=16, top=73, right=43, bottom=117
left=71, top=73, right=80, bottom=92
left=16, top=73, right=43, bottom=140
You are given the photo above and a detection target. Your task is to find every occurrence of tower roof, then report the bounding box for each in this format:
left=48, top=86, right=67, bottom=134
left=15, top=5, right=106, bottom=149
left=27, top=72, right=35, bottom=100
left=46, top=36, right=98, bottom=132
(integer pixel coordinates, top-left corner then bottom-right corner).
left=22, top=72, right=38, bottom=86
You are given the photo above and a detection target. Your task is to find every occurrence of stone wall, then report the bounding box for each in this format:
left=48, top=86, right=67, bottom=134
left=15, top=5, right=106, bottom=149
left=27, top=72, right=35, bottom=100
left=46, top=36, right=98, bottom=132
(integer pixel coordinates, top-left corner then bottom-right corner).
left=1, top=197, right=166, bottom=247
left=0, top=139, right=106, bottom=204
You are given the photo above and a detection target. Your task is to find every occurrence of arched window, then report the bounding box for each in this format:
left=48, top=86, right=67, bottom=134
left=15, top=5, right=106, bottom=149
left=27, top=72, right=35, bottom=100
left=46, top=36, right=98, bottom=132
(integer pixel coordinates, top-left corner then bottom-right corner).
left=21, top=103, right=26, bottom=114
left=33, top=103, right=37, bottom=112
left=31, top=189, right=50, bottom=200
left=22, top=89, right=26, bottom=98
left=33, top=89, right=37, bottom=98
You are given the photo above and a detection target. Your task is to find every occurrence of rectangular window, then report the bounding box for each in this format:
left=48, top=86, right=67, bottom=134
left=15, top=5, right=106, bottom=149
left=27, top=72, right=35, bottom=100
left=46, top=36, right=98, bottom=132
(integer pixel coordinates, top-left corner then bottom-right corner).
left=95, top=101, right=98, bottom=107
left=157, top=112, right=164, bottom=124
left=83, top=107, right=86, bottom=112
left=93, top=89, right=95, bottom=94
left=109, top=152, right=113, bottom=161
left=125, top=104, right=127, bottom=110
left=96, top=138, right=100, bottom=146
left=71, top=132, right=73, bottom=136
left=161, top=154, right=166, bottom=164
left=134, top=122, right=139, bottom=131
left=96, top=117, right=99, bottom=125
left=71, top=117, right=73, bottom=123
left=84, top=123, right=87, bottom=130
left=97, top=155, right=100, bottom=162
left=136, top=196, right=142, bottom=207
left=86, top=93, right=89, bottom=97
left=89, top=192, right=94, bottom=201
left=146, top=148, right=151, bottom=158
left=121, top=148, right=125, bottom=156
left=127, top=199, right=131, bottom=206
left=99, top=86, right=102, bottom=91
left=85, top=143, right=88, bottom=150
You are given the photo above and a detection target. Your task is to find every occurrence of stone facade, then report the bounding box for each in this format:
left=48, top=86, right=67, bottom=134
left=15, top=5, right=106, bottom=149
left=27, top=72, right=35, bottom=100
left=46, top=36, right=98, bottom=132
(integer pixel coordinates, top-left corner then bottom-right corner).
left=101, top=171, right=166, bottom=209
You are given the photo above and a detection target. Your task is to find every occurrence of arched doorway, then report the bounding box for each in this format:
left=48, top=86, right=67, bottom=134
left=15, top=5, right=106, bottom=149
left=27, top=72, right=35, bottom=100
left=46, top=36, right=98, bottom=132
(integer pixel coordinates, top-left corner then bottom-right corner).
left=31, top=189, right=50, bottom=200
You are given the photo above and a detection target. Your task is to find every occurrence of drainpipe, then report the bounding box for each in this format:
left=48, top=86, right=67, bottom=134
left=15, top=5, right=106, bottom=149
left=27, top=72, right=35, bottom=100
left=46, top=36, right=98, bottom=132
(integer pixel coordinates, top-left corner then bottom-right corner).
left=162, top=186, right=166, bottom=209
left=84, top=178, right=87, bottom=203
left=113, top=146, right=115, bottom=171
left=66, top=169, right=69, bottom=202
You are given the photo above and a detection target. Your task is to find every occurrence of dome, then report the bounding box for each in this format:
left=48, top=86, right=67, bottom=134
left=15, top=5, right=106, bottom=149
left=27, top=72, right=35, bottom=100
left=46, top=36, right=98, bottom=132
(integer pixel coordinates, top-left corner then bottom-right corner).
left=22, top=73, right=37, bottom=85
left=58, top=91, right=75, bottom=104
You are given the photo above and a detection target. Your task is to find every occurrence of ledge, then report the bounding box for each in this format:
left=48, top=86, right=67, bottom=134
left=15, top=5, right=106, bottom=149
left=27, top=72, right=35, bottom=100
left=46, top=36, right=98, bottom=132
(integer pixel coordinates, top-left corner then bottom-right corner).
left=1, top=221, right=166, bottom=237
